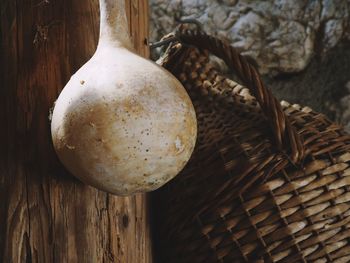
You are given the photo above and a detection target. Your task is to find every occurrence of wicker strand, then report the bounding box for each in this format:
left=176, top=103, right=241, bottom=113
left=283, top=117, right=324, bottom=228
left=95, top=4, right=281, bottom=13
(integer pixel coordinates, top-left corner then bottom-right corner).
left=154, top=29, right=350, bottom=263
left=176, top=28, right=305, bottom=164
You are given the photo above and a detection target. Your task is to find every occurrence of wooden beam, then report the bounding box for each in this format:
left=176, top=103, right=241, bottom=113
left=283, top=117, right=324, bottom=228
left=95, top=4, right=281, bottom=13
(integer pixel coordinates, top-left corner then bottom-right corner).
left=0, top=0, right=152, bottom=262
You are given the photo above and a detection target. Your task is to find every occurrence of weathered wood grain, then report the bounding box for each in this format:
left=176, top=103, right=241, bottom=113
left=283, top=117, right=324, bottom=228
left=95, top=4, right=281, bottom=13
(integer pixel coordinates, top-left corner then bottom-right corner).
left=0, top=0, right=151, bottom=262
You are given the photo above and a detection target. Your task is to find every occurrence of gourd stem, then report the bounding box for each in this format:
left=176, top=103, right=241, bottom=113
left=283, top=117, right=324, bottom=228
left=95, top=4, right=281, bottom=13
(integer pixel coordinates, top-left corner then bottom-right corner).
left=98, top=0, right=133, bottom=49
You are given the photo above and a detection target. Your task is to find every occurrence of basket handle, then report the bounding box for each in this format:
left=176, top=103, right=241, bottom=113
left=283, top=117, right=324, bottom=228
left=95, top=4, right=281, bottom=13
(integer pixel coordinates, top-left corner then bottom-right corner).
left=177, top=28, right=305, bottom=164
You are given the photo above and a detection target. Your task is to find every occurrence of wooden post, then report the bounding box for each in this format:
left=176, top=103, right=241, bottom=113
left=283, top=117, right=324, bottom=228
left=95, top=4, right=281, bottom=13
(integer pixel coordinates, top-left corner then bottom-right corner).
left=0, top=0, right=151, bottom=262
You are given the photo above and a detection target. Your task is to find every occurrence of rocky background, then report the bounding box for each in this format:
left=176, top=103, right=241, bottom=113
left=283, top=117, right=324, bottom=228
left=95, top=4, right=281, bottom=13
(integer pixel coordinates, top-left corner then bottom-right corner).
left=149, top=0, right=350, bottom=131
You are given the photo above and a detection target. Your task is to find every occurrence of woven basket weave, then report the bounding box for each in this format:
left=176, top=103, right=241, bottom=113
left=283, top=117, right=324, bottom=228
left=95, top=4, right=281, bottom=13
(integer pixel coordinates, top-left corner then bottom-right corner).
left=153, top=27, right=350, bottom=263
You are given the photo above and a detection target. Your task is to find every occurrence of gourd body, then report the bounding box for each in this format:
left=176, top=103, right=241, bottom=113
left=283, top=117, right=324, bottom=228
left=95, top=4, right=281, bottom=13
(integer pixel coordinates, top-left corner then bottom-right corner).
left=51, top=41, right=197, bottom=196
left=51, top=0, right=197, bottom=195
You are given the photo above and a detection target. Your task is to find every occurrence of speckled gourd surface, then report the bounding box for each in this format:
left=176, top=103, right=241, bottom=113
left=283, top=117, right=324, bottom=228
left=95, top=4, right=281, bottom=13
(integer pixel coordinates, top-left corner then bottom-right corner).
left=51, top=0, right=197, bottom=195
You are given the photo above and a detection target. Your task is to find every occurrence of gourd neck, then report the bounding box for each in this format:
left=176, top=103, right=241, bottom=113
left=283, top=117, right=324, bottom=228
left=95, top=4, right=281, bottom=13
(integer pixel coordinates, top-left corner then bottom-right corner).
left=98, top=0, right=133, bottom=49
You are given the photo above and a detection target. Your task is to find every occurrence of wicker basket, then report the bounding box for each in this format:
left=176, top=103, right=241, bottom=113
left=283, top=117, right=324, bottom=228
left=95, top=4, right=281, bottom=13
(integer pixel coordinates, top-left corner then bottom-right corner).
left=153, top=27, right=350, bottom=263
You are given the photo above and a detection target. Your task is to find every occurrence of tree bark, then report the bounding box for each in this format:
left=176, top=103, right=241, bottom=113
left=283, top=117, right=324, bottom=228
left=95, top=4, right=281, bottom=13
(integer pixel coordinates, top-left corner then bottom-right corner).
left=0, top=0, right=151, bottom=262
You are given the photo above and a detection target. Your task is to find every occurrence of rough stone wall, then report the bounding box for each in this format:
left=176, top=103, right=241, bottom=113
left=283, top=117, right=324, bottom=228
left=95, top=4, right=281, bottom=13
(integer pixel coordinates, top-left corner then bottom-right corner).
left=150, top=0, right=350, bottom=131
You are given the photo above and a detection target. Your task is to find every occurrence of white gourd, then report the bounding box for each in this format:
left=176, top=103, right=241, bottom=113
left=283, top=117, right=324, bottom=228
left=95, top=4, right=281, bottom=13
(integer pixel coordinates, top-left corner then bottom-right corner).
left=51, top=0, right=197, bottom=195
